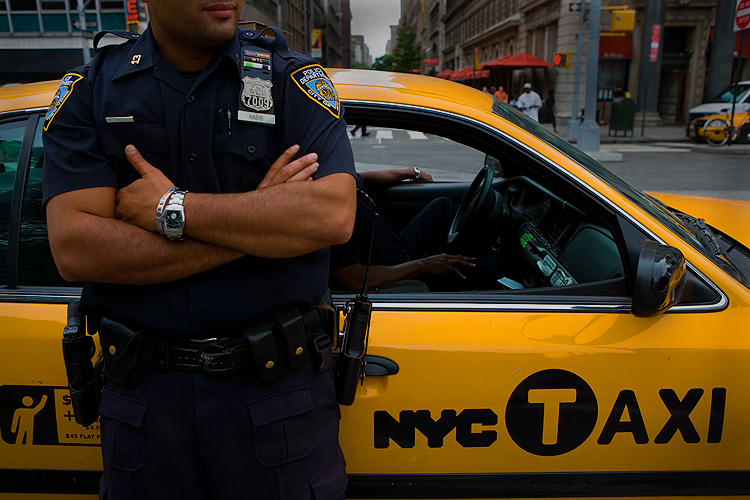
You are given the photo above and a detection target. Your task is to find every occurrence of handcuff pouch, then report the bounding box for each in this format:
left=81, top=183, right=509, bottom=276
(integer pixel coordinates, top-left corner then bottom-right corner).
left=274, top=309, right=308, bottom=370
left=99, top=317, right=153, bottom=388
left=243, top=323, right=280, bottom=383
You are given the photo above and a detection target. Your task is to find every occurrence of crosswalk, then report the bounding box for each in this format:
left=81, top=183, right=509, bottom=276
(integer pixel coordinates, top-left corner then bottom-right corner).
left=349, top=127, right=693, bottom=153
left=349, top=127, right=429, bottom=141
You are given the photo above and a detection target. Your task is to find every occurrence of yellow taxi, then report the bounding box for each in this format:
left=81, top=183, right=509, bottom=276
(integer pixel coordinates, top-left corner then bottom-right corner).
left=2, top=70, right=750, bottom=499
left=687, top=109, right=750, bottom=144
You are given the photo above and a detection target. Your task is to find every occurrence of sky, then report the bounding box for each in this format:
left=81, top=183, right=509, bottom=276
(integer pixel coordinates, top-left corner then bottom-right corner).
left=350, top=0, right=401, bottom=61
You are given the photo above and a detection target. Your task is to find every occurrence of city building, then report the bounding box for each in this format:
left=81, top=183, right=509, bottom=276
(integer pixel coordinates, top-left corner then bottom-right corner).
left=352, top=34, right=373, bottom=68
left=398, top=0, right=748, bottom=127
left=0, top=0, right=354, bottom=83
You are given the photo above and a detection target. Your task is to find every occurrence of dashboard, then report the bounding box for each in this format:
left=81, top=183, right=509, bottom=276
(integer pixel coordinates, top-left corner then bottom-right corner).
left=500, top=177, right=624, bottom=289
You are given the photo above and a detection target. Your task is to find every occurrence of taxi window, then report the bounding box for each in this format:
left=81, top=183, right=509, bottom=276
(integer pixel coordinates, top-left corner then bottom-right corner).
left=0, top=120, right=26, bottom=286
left=340, top=125, right=626, bottom=296
left=19, top=119, right=71, bottom=287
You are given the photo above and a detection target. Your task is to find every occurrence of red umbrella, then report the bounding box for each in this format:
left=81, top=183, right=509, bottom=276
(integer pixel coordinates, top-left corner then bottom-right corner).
left=479, top=55, right=511, bottom=70
left=434, top=68, right=455, bottom=79
left=449, top=66, right=490, bottom=81
left=492, top=52, right=553, bottom=68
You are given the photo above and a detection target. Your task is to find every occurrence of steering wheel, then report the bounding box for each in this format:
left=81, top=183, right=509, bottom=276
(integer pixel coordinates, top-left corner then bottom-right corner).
left=447, top=164, right=501, bottom=247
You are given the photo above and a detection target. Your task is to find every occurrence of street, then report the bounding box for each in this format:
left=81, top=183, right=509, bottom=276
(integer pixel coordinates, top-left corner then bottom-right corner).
left=349, top=127, right=750, bottom=201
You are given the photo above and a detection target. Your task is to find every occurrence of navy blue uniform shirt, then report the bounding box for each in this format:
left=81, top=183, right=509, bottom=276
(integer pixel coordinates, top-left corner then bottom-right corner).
left=42, top=27, right=356, bottom=338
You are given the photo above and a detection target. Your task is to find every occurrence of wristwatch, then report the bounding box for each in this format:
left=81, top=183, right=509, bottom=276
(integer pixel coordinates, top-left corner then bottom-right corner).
left=156, top=187, right=175, bottom=235
left=412, top=167, right=421, bottom=181
left=162, top=190, right=188, bottom=241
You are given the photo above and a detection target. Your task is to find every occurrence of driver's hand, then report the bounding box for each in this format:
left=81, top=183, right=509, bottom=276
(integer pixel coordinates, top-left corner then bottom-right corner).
left=415, top=171, right=433, bottom=183
left=420, top=254, right=475, bottom=279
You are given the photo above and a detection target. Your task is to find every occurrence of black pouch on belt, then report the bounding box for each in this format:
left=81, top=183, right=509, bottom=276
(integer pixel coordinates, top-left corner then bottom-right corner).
left=99, top=317, right=153, bottom=388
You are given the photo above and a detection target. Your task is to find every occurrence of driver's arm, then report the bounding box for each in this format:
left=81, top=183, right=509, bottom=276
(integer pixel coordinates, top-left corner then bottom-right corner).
left=333, top=255, right=475, bottom=292
left=360, top=168, right=433, bottom=191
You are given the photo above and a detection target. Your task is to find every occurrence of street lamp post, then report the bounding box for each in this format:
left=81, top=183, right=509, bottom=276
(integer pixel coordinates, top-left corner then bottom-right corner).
left=578, top=0, right=601, bottom=153
left=566, top=2, right=588, bottom=141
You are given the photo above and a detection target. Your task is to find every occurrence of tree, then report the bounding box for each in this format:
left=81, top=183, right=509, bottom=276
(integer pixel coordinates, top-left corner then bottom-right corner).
left=372, top=54, right=395, bottom=71
left=393, top=20, right=421, bottom=74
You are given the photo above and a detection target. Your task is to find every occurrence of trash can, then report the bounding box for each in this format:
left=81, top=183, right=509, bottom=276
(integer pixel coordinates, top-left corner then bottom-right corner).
left=608, top=97, right=635, bottom=137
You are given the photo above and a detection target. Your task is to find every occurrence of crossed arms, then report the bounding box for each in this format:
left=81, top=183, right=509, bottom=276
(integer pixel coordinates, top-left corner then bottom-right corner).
left=46, top=144, right=356, bottom=285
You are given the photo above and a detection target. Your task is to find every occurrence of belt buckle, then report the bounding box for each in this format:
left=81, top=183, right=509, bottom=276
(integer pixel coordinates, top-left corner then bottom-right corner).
left=198, top=343, right=227, bottom=374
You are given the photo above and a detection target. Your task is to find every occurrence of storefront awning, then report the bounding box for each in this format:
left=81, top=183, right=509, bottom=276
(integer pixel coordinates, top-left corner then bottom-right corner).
left=599, top=33, right=632, bottom=59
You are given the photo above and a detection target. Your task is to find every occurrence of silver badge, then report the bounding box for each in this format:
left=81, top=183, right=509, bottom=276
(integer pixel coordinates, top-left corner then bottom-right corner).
left=240, top=76, right=273, bottom=112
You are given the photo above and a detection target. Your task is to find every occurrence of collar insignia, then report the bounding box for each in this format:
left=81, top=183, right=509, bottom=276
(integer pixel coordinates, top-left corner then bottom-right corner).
left=131, top=54, right=141, bottom=65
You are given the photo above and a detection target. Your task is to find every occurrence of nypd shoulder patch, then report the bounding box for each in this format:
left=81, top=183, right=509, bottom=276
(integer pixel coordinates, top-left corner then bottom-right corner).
left=43, top=73, right=84, bottom=131
left=290, top=65, right=340, bottom=119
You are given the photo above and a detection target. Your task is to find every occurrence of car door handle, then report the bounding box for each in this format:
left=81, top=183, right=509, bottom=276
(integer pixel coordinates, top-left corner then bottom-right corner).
left=364, top=355, right=399, bottom=376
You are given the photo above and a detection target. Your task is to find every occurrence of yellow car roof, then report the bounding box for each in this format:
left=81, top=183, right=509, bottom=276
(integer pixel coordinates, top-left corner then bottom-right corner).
left=0, top=70, right=498, bottom=121
left=0, top=80, right=60, bottom=114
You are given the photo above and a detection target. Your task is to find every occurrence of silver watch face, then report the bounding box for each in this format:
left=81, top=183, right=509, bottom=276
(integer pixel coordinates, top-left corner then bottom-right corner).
left=164, top=209, right=183, bottom=230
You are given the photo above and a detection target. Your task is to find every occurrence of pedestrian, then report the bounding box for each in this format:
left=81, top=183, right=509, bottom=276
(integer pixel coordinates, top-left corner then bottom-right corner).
left=42, top=0, right=357, bottom=498
left=613, top=84, right=626, bottom=98
left=351, top=124, right=370, bottom=137
left=494, top=85, right=508, bottom=103
left=517, top=82, right=542, bottom=122
left=541, top=89, right=558, bottom=133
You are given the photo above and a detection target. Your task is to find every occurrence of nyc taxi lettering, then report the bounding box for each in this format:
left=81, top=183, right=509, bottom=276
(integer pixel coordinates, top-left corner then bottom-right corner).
left=374, top=369, right=727, bottom=456
left=0, top=385, right=100, bottom=447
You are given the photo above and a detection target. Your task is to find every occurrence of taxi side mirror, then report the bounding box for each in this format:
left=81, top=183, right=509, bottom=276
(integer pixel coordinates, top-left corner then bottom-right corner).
left=632, top=240, right=686, bottom=317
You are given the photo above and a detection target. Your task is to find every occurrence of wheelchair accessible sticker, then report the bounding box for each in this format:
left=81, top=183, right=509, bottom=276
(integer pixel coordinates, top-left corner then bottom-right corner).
left=0, top=385, right=100, bottom=446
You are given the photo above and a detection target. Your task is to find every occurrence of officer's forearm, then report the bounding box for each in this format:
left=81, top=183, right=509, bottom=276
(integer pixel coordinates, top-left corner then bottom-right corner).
left=49, top=208, right=242, bottom=284
left=183, top=172, right=356, bottom=258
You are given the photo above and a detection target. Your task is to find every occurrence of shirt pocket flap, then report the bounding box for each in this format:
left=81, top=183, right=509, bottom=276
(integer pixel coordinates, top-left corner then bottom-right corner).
left=99, top=390, right=147, bottom=428
left=98, top=121, right=169, bottom=158
left=248, top=386, right=314, bottom=427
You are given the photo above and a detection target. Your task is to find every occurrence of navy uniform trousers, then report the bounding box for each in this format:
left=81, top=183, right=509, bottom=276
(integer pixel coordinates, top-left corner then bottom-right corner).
left=98, top=361, right=346, bottom=500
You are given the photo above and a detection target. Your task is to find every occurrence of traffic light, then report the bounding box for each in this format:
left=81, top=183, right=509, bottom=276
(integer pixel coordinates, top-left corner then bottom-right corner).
left=553, top=52, right=571, bottom=68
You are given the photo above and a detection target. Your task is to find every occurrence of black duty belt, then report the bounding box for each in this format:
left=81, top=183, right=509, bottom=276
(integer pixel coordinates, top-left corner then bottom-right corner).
left=99, top=307, right=335, bottom=388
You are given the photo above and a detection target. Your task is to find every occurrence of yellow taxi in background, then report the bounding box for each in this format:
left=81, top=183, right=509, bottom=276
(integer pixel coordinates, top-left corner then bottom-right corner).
left=687, top=109, right=750, bottom=144
left=2, top=70, right=750, bottom=499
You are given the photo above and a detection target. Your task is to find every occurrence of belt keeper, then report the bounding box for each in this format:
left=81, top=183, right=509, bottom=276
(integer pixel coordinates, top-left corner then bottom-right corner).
left=275, top=309, right=308, bottom=370
left=312, top=333, right=334, bottom=372
left=243, top=323, right=280, bottom=383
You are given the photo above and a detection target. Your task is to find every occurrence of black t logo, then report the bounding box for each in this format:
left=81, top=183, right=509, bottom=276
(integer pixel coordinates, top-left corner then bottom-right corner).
left=505, top=369, right=598, bottom=456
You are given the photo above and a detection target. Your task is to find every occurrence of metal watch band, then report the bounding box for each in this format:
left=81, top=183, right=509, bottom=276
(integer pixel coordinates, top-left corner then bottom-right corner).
left=156, top=187, right=176, bottom=235
left=412, top=167, right=420, bottom=181
left=162, top=189, right=188, bottom=241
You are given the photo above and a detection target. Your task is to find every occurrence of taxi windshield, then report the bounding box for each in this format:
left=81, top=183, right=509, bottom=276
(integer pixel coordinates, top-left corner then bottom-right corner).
left=491, top=100, right=714, bottom=260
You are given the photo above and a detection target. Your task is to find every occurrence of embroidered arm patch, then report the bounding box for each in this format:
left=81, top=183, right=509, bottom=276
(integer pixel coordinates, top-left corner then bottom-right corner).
left=290, top=65, right=340, bottom=119
left=44, top=73, right=84, bottom=131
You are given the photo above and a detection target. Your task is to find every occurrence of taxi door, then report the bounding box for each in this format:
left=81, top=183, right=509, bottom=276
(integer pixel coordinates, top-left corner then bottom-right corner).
left=0, top=113, right=100, bottom=498
left=337, top=269, right=750, bottom=499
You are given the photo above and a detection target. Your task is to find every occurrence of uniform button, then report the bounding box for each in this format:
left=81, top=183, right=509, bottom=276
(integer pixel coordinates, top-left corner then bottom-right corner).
left=189, top=154, right=197, bottom=162
left=247, top=145, right=256, bottom=154
left=187, top=95, right=195, bottom=103
left=197, top=312, right=206, bottom=321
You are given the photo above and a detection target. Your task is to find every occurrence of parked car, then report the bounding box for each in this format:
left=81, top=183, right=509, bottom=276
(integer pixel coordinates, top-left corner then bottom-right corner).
left=688, top=109, right=750, bottom=144
left=686, top=81, right=750, bottom=138
left=1, top=69, right=750, bottom=499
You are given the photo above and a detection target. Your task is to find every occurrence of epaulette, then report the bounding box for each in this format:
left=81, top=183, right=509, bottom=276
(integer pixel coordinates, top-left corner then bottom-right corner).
left=93, top=30, right=140, bottom=52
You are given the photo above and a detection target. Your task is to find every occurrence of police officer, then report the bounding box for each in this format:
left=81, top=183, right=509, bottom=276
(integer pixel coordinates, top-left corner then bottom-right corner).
left=42, top=0, right=356, bottom=498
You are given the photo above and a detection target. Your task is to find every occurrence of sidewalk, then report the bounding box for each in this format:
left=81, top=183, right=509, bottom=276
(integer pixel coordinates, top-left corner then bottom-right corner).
left=539, top=122, right=750, bottom=157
